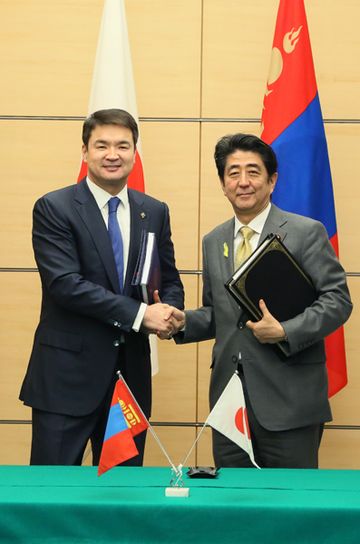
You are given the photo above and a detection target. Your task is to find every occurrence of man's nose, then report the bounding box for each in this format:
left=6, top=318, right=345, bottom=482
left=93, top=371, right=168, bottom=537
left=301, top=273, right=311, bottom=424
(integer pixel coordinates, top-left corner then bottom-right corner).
left=106, top=147, right=119, bottom=159
left=238, top=172, right=250, bottom=185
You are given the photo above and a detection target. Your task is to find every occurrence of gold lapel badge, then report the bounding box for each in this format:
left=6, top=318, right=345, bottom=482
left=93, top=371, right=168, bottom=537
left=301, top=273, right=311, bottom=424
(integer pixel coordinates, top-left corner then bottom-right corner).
left=223, top=242, right=229, bottom=258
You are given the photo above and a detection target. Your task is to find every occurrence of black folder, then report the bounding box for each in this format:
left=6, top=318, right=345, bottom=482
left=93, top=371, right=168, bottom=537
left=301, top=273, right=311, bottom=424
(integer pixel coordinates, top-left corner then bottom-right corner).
left=225, top=233, right=317, bottom=356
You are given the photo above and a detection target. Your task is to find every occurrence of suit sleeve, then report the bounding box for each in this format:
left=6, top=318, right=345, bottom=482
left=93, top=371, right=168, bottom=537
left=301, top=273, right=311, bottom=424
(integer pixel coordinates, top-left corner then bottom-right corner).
left=281, top=221, right=352, bottom=356
left=33, top=195, right=140, bottom=332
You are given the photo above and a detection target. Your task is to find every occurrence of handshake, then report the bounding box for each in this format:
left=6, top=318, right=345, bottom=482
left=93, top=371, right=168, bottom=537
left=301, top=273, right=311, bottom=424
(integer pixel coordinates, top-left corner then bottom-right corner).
left=142, top=290, right=185, bottom=340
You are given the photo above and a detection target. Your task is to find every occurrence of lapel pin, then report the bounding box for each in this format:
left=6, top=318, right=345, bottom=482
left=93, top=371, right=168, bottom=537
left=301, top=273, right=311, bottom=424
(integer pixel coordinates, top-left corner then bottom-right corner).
left=140, top=212, right=146, bottom=219
left=223, top=242, right=229, bottom=258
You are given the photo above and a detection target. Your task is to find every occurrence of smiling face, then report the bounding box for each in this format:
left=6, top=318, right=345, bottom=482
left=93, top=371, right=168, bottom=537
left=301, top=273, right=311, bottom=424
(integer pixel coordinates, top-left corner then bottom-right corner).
left=82, top=124, right=136, bottom=195
left=221, top=149, right=277, bottom=224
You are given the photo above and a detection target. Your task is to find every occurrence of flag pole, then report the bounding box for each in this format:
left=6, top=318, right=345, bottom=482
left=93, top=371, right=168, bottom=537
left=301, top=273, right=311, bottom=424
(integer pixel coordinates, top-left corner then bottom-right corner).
left=116, top=371, right=181, bottom=479
left=172, top=423, right=209, bottom=487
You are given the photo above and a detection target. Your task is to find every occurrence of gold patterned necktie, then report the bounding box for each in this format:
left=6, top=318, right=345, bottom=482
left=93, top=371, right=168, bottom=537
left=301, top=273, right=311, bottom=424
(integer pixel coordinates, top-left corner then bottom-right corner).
left=234, top=226, right=254, bottom=270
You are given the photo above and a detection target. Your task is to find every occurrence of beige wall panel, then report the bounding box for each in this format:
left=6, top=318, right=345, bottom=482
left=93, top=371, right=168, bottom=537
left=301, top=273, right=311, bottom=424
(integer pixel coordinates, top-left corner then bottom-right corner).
left=325, top=124, right=360, bottom=272
left=195, top=426, right=214, bottom=466
left=2, top=0, right=201, bottom=118
left=199, top=122, right=261, bottom=243
left=197, top=340, right=214, bottom=422
left=306, top=1, right=360, bottom=119
left=202, top=1, right=360, bottom=120
left=0, top=273, right=40, bottom=420
left=151, top=276, right=198, bottom=423
left=126, top=0, right=202, bottom=118
left=1, top=1, right=102, bottom=116
left=0, top=120, right=83, bottom=267
left=320, top=429, right=360, bottom=470
left=202, top=0, right=276, bottom=118
left=329, top=277, right=360, bottom=425
left=0, top=425, right=31, bottom=465
left=140, top=122, right=200, bottom=270
left=144, top=426, right=196, bottom=467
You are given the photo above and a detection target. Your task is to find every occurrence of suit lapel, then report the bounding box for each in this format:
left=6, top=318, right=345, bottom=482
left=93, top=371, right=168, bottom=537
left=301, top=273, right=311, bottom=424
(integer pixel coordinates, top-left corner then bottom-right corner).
left=73, top=180, right=120, bottom=293
left=216, top=219, right=235, bottom=281
left=214, top=219, right=243, bottom=319
left=259, top=204, right=289, bottom=245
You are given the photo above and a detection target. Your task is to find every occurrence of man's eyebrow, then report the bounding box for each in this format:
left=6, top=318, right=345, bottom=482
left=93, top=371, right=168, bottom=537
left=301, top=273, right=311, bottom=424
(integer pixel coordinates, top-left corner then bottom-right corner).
left=227, top=164, right=240, bottom=171
left=94, top=138, right=131, bottom=145
left=246, top=163, right=261, bottom=170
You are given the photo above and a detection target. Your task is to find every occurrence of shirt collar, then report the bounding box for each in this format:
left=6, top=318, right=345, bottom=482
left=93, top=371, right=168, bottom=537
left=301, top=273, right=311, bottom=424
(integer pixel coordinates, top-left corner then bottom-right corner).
left=234, top=202, right=272, bottom=238
left=86, top=177, right=129, bottom=211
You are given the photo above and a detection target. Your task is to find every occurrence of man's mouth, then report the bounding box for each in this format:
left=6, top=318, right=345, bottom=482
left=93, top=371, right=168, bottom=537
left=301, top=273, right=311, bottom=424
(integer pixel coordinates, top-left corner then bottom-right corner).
left=103, top=164, right=121, bottom=170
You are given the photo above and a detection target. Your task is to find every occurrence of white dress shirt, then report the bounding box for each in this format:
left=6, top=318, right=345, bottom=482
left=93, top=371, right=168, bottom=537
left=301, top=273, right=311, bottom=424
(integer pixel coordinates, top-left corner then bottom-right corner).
left=233, top=202, right=272, bottom=260
left=86, top=177, right=146, bottom=331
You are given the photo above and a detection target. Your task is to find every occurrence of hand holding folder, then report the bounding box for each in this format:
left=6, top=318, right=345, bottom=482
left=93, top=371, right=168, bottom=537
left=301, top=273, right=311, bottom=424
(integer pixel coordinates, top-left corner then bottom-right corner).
left=225, top=233, right=317, bottom=356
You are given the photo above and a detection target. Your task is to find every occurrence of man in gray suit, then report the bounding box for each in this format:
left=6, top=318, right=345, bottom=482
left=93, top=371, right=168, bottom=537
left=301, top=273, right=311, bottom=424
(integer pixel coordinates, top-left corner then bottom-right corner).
left=170, top=133, right=352, bottom=468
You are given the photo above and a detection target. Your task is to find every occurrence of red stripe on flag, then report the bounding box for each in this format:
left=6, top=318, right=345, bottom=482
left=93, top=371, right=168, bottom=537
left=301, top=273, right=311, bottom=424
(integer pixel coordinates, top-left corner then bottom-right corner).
left=128, top=150, right=144, bottom=192
left=261, top=0, right=317, bottom=144
left=115, top=378, right=149, bottom=437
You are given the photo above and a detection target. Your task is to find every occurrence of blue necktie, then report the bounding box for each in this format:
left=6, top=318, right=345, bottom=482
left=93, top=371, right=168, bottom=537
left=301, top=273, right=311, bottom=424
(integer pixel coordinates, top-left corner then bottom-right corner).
left=108, top=197, right=124, bottom=292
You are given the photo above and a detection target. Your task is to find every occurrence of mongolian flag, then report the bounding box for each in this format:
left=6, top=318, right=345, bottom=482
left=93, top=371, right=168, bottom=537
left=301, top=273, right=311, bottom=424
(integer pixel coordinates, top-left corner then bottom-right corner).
left=78, top=0, right=159, bottom=374
left=206, top=373, right=259, bottom=468
left=98, top=376, right=149, bottom=475
left=261, top=0, right=347, bottom=397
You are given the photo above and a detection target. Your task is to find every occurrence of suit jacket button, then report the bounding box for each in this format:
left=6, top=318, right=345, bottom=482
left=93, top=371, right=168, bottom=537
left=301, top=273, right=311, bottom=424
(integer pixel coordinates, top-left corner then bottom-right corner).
left=238, top=321, right=245, bottom=330
left=232, top=355, right=238, bottom=364
left=113, top=340, right=120, bottom=347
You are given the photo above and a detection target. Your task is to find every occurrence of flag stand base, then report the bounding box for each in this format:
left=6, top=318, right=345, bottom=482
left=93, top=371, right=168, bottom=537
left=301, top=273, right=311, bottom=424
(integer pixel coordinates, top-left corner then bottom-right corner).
left=165, top=487, right=190, bottom=497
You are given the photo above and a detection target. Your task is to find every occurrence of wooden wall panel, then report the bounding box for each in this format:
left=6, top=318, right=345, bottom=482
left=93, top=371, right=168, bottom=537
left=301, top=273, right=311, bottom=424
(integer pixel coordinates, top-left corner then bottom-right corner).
left=127, top=0, right=202, bottom=117
left=0, top=273, right=40, bottom=420
left=306, top=1, right=360, bottom=119
left=330, top=277, right=360, bottom=425
left=320, top=429, right=360, bottom=470
left=1, top=0, right=202, bottom=117
left=151, top=275, right=198, bottom=423
left=0, top=425, right=31, bottom=465
left=1, top=1, right=102, bottom=116
left=144, top=426, right=197, bottom=467
left=0, top=120, right=82, bottom=267
left=202, top=0, right=275, bottom=118
left=140, top=122, right=200, bottom=270
left=325, top=124, right=360, bottom=271
left=202, top=0, right=360, bottom=119
left=193, top=426, right=214, bottom=467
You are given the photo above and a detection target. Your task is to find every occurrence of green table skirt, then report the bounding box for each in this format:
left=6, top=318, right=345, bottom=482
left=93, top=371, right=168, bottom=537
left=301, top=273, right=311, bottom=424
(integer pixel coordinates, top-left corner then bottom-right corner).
left=1, top=466, right=360, bottom=543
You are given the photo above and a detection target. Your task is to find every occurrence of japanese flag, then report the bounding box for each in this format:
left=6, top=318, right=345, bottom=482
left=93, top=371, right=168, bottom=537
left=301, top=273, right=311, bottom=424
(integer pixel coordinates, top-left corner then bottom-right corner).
left=206, top=373, right=259, bottom=468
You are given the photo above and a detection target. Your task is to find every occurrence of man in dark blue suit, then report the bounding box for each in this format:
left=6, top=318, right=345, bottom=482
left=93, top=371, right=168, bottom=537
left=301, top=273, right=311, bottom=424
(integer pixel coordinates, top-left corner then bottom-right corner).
left=20, top=109, right=184, bottom=466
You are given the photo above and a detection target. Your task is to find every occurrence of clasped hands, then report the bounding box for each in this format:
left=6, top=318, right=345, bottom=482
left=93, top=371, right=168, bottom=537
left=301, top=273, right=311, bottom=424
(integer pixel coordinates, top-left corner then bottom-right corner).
left=142, top=290, right=185, bottom=339
left=143, top=295, right=286, bottom=343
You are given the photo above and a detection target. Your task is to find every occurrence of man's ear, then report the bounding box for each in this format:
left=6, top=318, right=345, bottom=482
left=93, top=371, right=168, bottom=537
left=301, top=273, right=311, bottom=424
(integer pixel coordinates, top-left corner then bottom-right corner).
left=269, top=172, right=278, bottom=193
left=82, top=144, right=88, bottom=162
